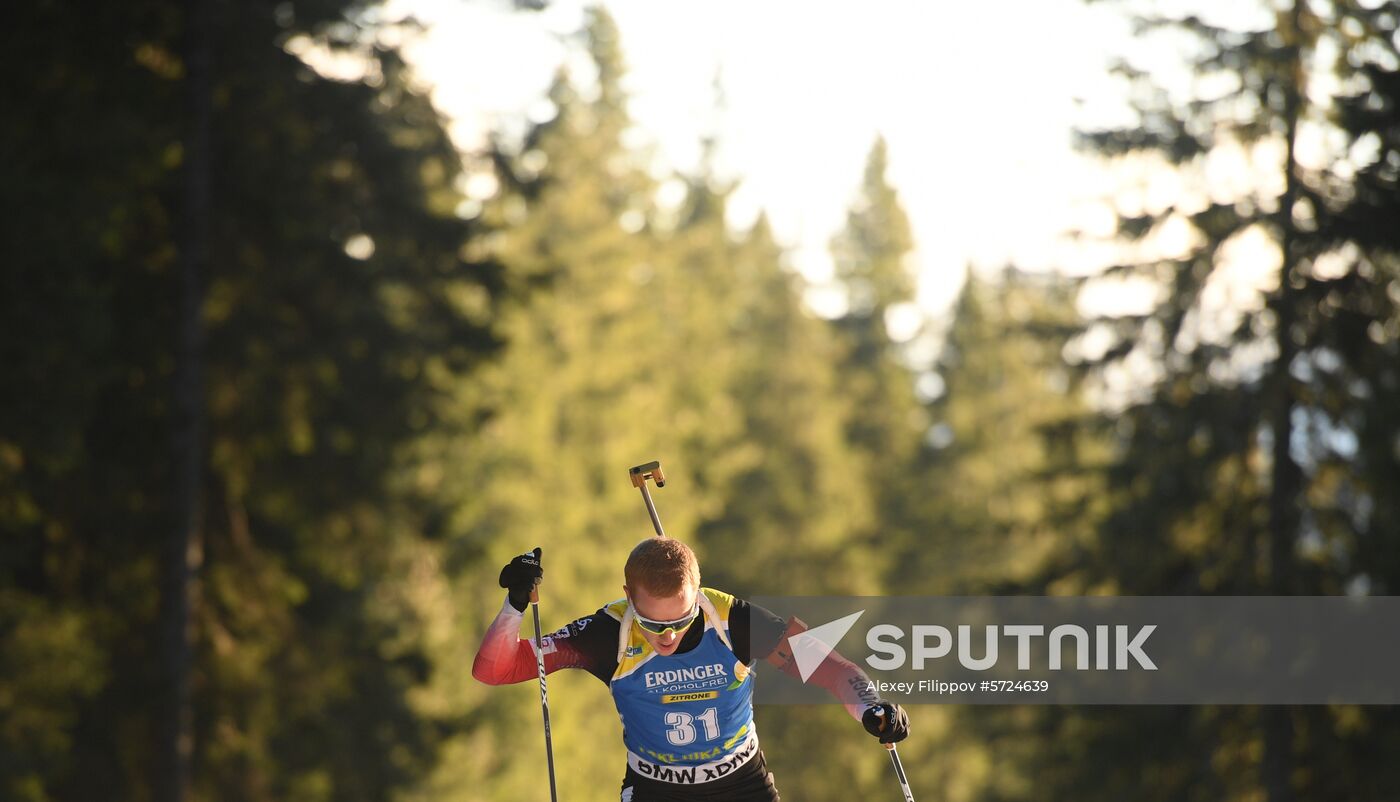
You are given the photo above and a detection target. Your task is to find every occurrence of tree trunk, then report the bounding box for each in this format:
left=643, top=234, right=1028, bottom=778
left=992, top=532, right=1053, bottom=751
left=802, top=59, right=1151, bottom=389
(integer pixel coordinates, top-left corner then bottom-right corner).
left=1262, top=3, right=1306, bottom=801
left=158, top=0, right=211, bottom=798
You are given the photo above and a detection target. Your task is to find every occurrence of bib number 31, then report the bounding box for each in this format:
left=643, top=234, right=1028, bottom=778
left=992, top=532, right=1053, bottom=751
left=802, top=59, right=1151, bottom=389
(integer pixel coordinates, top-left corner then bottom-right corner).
left=664, top=707, right=720, bottom=746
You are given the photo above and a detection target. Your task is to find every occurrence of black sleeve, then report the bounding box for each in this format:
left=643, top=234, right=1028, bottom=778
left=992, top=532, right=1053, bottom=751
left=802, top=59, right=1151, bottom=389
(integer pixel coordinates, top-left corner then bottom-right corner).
left=729, top=598, right=789, bottom=666
left=544, top=607, right=621, bottom=685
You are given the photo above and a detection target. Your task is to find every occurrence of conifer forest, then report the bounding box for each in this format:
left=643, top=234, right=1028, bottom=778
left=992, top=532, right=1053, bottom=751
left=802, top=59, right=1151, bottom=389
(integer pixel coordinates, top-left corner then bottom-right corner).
left=4, top=1, right=1400, bottom=800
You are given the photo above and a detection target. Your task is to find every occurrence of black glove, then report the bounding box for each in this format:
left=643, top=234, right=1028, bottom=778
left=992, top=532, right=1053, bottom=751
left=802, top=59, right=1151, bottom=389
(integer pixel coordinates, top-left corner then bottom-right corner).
left=498, top=547, right=542, bottom=613
left=862, top=702, right=910, bottom=744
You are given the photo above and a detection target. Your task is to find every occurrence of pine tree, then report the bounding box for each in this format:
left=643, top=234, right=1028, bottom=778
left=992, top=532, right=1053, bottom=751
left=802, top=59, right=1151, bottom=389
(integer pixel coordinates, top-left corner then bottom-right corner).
left=1287, top=8, right=1400, bottom=799
left=1060, top=2, right=1400, bottom=799
left=903, top=269, right=1107, bottom=592
left=1311, top=2, right=1400, bottom=593
left=0, top=2, right=503, bottom=799
left=413, top=8, right=679, bottom=798
left=853, top=268, right=1113, bottom=802
left=828, top=137, right=929, bottom=579
left=697, top=213, right=877, bottom=595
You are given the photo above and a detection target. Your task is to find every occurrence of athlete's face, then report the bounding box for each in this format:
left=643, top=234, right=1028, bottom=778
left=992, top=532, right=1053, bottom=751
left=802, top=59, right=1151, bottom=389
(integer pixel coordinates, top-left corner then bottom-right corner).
left=625, top=582, right=699, bottom=656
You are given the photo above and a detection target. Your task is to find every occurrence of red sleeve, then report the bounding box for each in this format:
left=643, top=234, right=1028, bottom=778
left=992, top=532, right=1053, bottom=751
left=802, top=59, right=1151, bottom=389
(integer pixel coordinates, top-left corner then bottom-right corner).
left=471, top=598, right=613, bottom=685
left=764, top=616, right=881, bottom=721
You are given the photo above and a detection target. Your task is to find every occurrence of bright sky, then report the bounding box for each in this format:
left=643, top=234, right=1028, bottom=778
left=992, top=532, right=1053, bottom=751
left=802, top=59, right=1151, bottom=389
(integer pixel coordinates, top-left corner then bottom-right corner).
left=360, top=0, right=1260, bottom=333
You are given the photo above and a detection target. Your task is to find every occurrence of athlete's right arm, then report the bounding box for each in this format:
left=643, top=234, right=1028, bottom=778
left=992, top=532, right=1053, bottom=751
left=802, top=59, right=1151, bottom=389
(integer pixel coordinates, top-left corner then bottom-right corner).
left=473, top=546, right=619, bottom=685
left=471, top=600, right=601, bottom=685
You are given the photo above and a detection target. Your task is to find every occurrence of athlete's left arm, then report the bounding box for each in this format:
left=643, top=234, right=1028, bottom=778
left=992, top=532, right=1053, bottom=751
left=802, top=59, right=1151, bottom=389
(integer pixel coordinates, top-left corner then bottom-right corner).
left=731, top=599, right=880, bottom=721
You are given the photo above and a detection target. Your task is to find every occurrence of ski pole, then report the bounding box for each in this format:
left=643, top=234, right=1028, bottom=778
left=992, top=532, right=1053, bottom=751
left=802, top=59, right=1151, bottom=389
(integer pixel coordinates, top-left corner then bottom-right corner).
left=628, top=461, right=667, bottom=538
left=875, top=709, right=916, bottom=802
left=530, top=584, right=560, bottom=802
left=883, top=743, right=915, bottom=802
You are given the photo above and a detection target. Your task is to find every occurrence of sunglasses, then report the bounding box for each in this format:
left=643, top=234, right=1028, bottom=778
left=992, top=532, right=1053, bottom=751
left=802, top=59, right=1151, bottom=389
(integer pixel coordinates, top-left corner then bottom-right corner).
left=633, top=602, right=700, bottom=636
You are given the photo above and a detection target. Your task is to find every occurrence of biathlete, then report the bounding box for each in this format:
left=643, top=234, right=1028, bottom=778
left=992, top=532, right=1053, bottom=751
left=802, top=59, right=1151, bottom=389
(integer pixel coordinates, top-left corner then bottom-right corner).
left=473, top=537, right=910, bottom=801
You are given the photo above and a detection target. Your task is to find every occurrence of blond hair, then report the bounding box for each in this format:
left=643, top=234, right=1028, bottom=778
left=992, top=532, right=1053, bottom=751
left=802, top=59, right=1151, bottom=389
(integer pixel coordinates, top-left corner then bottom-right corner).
left=624, top=538, right=701, bottom=597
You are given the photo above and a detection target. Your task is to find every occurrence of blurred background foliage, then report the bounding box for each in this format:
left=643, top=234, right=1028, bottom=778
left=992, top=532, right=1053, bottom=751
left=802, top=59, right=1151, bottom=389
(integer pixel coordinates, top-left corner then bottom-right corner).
left=2, top=0, right=1399, bottom=800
